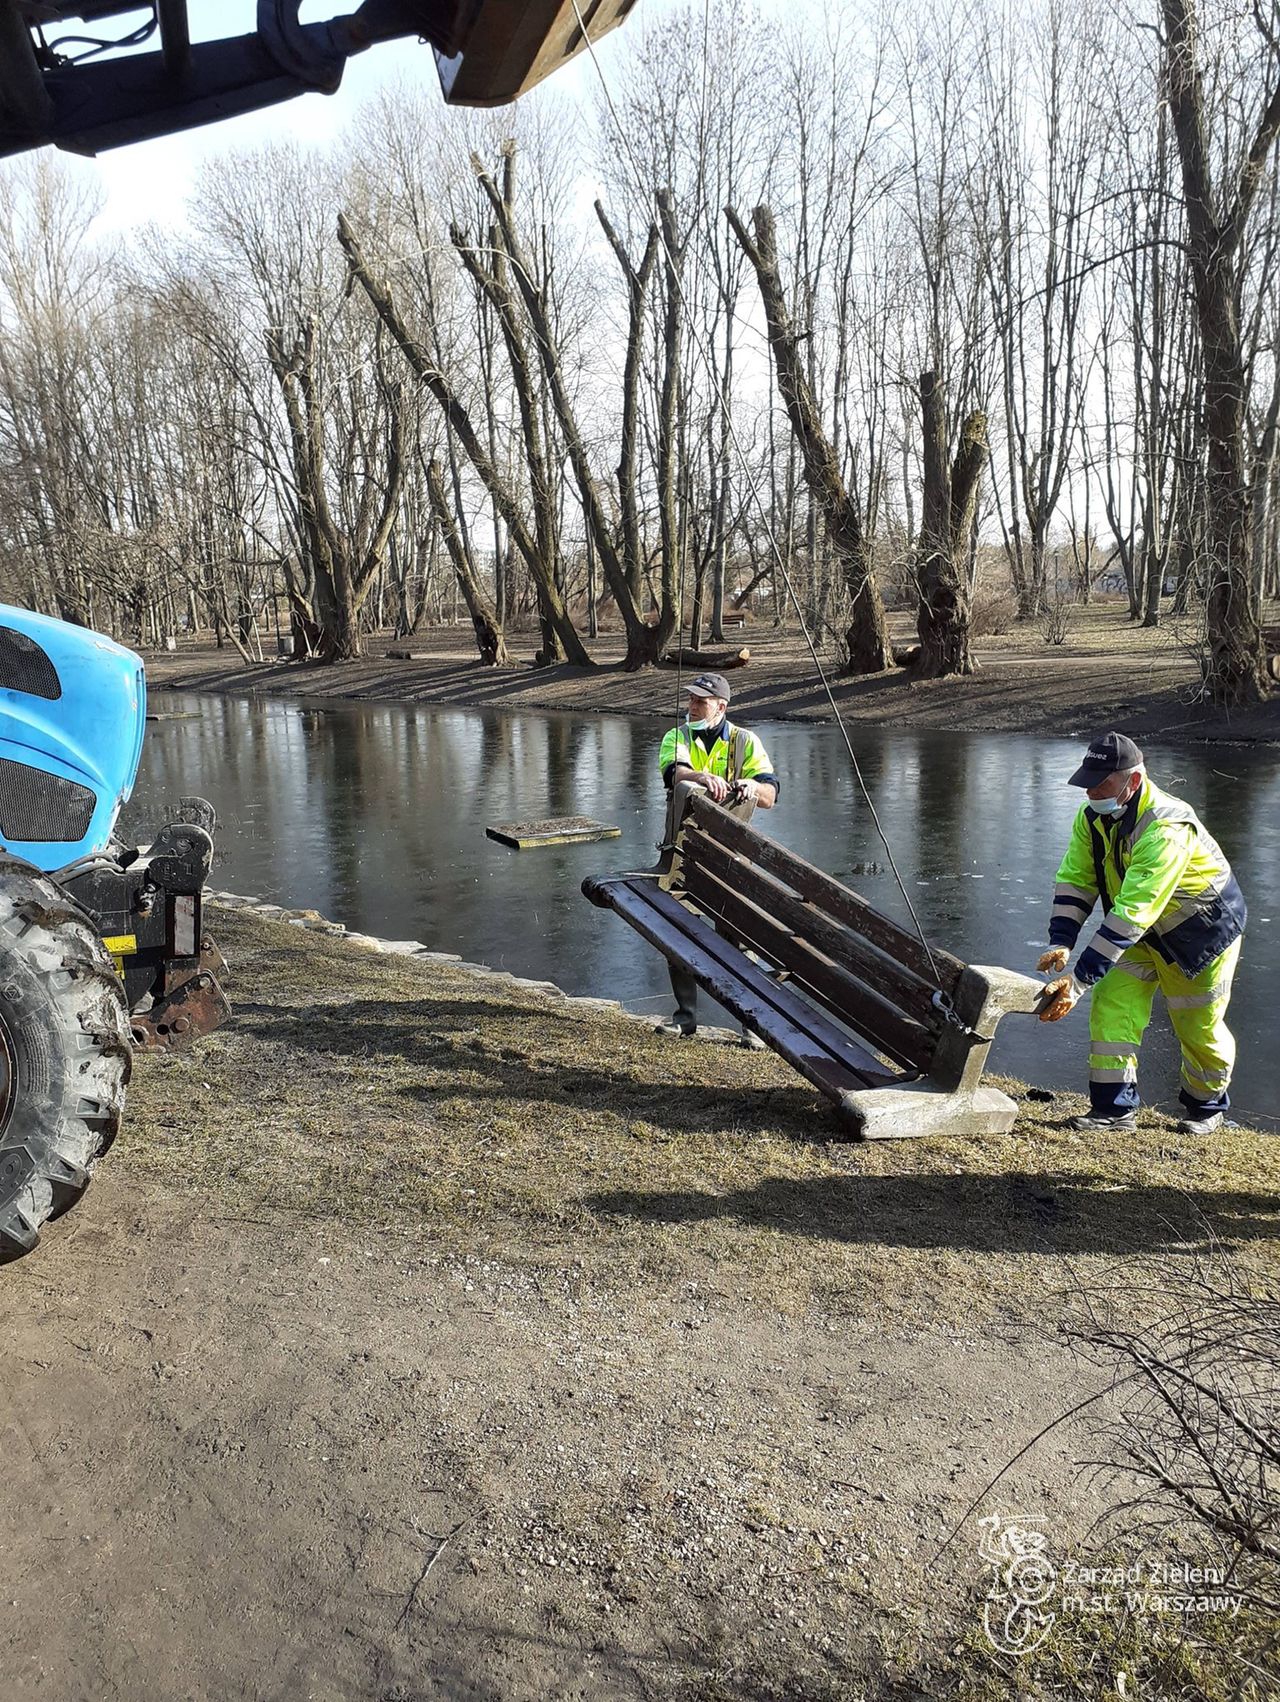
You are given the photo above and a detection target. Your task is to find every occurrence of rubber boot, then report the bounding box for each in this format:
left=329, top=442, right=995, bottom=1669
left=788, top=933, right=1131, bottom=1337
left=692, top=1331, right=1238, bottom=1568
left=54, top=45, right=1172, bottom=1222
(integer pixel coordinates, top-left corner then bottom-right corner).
left=658, top=963, right=698, bottom=1037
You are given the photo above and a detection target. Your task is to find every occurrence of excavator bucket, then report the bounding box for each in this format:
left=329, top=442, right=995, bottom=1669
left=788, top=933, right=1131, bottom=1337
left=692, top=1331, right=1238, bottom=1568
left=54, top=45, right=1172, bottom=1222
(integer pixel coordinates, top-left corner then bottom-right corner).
left=435, top=0, right=639, bottom=106
left=0, top=2, right=639, bottom=161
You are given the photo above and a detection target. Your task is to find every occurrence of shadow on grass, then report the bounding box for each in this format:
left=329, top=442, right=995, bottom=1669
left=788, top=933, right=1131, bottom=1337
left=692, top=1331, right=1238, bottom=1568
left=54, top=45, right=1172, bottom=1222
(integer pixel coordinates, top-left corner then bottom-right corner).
left=583, top=1172, right=1280, bottom=1256
left=241, top=996, right=830, bottom=1142
left=237, top=995, right=1277, bottom=1255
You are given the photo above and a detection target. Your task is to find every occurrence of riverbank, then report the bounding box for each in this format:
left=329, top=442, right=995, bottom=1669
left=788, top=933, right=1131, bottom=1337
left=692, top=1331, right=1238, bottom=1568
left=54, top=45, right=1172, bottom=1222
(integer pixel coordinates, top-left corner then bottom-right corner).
left=144, top=604, right=1280, bottom=744
left=5, top=903, right=1277, bottom=1700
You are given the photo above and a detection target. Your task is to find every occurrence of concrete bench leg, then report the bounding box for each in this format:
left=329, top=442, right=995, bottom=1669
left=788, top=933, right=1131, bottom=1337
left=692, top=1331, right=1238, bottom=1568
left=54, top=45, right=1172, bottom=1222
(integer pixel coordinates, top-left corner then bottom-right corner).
left=837, top=1082, right=1020, bottom=1141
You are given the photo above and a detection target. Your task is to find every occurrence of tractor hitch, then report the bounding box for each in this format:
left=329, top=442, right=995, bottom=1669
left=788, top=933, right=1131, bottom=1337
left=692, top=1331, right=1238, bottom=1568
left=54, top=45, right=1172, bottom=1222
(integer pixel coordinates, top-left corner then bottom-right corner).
left=57, top=796, right=230, bottom=1050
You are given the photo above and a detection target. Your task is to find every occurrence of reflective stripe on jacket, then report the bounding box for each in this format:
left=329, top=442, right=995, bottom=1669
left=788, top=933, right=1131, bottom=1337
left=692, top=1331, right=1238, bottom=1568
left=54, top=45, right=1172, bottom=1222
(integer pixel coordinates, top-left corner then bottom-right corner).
left=1048, top=778, right=1246, bottom=984
left=658, top=720, right=776, bottom=791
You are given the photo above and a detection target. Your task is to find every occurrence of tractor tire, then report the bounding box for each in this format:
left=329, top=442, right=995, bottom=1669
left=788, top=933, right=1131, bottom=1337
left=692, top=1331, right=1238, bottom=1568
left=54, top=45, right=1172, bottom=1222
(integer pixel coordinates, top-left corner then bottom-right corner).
left=0, top=856, right=131, bottom=1263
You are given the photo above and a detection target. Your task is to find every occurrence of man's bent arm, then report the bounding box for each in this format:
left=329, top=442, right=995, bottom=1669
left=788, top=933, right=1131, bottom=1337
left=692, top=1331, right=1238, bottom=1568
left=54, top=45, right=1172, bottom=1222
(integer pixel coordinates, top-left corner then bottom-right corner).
left=669, top=764, right=776, bottom=807
left=1073, top=824, right=1195, bottom=986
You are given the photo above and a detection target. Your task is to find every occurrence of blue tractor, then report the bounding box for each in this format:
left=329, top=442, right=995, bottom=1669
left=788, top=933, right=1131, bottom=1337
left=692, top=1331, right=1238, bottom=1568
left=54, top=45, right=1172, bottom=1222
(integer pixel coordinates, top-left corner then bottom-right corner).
left=0, top=1, right=640, bottom=1259
left=0, top=606, right=229, bottom=1260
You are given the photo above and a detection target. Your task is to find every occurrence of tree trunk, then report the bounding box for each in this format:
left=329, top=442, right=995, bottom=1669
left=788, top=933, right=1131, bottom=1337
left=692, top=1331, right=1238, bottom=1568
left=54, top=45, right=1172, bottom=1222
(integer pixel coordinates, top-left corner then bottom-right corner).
left=426, top=459, right=509, bottom=666
left=726, top=203, right=891, bottom=673
left=1161, top=0, right=1274, bottom=703
left=914, top=371, right=984, bottom=678
left=653, top=188, right=684, bottom=662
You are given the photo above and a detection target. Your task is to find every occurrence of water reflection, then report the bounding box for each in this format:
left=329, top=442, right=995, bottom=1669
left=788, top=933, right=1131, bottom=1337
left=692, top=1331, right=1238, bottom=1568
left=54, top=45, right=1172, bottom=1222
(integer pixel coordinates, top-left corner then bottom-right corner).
left=130, top=694, right=1279, bottom=1123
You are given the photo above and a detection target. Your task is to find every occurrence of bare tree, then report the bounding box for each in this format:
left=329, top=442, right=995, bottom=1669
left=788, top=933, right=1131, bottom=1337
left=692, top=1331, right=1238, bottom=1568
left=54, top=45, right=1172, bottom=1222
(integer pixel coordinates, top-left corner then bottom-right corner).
left=595, top=201, right=659, bottom=605
left=981, top=0, right=1099, bottom=618
left=470, top=150, right=675, bottom=667
left=264, top=319, right=406, bottom=660
left=336, top=209, right=592, bottom=667
left=1161, top=0, right=1279, bottom=702
left=915, top=370, right=987, bottom=676
left=727, top=201, right=892, bottom=673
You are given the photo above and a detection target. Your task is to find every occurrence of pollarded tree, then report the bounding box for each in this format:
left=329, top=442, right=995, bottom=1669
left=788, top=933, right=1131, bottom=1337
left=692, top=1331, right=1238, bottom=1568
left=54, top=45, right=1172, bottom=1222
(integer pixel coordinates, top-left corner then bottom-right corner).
left=915, top=370, right=987, bottom=677
left=1160, top=0, right=1279, bottom=703
left=727, top=202, right=893, bottom=673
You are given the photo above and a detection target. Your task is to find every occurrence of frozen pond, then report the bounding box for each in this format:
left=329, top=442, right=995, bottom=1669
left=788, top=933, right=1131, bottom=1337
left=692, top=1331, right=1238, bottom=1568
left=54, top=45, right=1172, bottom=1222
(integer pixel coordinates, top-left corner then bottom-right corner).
left=132, top=693, right=1280, bottom=1128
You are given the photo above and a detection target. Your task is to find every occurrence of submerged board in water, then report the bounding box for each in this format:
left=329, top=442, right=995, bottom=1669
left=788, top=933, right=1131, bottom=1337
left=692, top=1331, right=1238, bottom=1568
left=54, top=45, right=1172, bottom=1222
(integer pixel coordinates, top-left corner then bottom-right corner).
left=486, top=816, right=622, bottom=850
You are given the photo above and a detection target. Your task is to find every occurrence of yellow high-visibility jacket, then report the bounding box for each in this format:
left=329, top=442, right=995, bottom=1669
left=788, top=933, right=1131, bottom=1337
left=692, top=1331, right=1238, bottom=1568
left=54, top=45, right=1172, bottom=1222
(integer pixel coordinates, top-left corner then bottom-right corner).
left=1049, top=777, right=1246, bottom=985
left=658, top=719, right=777, bottom=794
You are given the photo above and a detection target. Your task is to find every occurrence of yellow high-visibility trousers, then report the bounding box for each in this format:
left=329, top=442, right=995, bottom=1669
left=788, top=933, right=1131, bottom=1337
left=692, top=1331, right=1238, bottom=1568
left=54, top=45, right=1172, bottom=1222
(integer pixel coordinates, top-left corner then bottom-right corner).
left=1086, top=939, right=1240, bottom=1114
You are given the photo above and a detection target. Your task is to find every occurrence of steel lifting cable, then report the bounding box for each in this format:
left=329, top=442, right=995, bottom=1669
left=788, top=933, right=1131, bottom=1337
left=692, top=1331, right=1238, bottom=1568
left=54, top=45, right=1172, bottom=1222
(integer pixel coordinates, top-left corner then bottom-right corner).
left=669, top=0, right=714, bottom=728
left=570, top=0, right=944, bottom=984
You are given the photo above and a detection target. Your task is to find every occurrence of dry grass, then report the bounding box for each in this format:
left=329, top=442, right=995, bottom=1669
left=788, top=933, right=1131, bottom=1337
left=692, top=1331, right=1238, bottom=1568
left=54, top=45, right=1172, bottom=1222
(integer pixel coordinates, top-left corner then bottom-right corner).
left=121, top=905, right=1280, bottom=1330
left=949, top=1590, right=1280, bottom=1701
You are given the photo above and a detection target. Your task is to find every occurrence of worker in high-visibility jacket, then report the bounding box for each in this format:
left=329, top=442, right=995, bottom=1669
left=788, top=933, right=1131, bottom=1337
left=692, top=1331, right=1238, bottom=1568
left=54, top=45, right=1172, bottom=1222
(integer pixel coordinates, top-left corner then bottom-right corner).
left=656, top=670, right=778, bottom=1041
left=1037, top=731, right=1247, bottom=1135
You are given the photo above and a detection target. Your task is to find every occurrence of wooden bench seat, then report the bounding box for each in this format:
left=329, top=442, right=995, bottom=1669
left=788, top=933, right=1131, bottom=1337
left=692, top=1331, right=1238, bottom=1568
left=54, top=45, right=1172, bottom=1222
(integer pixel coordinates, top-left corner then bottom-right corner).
left=583, top=783, right=1050, bottom=1139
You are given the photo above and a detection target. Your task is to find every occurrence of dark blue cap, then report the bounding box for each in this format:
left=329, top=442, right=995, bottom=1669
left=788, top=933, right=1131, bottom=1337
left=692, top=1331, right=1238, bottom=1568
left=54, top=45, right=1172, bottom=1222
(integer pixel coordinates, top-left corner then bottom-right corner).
left=1069, top=731, right=1143, bottom=787
left=688, top=672, right=731, bottom=703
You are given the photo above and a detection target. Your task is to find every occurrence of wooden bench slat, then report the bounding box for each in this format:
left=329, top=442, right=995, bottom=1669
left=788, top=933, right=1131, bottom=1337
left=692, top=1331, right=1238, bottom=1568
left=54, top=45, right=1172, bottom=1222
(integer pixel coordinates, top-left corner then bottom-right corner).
left=685, top=793, right=965, bottom=993
left=682, top=829, right=946, bottom=1030
left=681, top=859, right=938, bottom=1073
left=584, top=791, right=1048, bottom=1139
left=592, top=877, right=900, bottom=1087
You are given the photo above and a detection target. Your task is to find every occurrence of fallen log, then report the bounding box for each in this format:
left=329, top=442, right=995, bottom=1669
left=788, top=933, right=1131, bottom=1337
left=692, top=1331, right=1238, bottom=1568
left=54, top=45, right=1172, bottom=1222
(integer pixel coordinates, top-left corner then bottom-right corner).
left=659, top=646, right=750, bottom=670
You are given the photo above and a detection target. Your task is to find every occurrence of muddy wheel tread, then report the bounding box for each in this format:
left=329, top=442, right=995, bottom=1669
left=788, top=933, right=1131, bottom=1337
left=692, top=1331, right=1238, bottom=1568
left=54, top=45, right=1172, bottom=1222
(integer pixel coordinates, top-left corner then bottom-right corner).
left=0, top=857, right=130, bottom=1261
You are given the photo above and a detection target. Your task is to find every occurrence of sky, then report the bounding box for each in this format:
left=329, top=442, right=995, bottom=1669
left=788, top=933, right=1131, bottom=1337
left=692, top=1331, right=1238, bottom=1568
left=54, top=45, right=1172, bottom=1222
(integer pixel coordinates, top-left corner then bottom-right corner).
left=50, top=0, right=654, bottom=233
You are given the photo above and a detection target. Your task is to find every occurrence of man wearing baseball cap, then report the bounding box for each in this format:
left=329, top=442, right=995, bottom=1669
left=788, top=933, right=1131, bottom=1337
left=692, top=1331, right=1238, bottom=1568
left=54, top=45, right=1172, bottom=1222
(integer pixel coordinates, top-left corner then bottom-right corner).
left=655, top=672, right=779, bottom=1039
left=1036, top=731, right=1246, bottom=1134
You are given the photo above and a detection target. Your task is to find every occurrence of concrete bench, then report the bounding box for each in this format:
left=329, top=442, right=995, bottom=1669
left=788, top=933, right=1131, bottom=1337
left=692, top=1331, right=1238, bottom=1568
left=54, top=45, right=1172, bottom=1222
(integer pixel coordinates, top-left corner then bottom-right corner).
left=583, top=784, right=1049, bottom=1139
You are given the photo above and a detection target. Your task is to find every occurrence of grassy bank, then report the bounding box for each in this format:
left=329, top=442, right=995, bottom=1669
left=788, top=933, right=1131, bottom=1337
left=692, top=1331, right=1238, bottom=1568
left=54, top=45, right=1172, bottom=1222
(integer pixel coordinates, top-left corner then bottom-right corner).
left=131, top=905, right=1280, bottom=1326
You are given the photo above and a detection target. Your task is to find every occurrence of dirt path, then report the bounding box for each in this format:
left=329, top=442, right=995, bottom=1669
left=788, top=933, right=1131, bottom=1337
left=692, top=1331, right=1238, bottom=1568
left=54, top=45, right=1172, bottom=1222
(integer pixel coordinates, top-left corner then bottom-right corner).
left=3, top=906, right=1277, bottom=1698
left=144, top=606, right=1280, bottom=745
left=2, top=1189, right=1118, bottom=1702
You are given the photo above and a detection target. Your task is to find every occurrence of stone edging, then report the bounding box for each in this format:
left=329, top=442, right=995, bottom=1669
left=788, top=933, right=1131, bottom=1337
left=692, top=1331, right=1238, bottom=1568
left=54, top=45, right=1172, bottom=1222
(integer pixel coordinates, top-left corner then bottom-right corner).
left=204, top=889, right=641, bottom=1023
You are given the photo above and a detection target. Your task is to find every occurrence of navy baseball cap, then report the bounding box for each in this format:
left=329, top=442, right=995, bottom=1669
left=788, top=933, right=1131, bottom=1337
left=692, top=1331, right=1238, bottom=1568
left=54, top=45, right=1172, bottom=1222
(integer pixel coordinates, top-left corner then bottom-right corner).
left=688, top=672, right=731, bottom=703
left=1069, top=731, right=1143, bottom=787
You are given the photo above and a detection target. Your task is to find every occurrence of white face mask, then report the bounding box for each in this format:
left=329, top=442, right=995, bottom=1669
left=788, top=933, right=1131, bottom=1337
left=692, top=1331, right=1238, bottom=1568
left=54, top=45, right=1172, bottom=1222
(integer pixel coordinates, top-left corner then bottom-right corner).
left=1090, top=782, right=1133, bottom=816
left=685, top=716, right=710, bottom=731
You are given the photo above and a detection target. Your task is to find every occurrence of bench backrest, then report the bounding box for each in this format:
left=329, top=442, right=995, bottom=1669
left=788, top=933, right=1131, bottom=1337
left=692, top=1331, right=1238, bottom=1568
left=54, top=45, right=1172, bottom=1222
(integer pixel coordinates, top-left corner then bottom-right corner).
left=669, top=791, right=966, bottom=1076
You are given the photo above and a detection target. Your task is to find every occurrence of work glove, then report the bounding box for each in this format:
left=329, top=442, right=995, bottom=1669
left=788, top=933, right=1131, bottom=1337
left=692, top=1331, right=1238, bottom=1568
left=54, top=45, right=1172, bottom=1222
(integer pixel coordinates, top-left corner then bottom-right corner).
left=1038, top=974, right=1084, bottom=1023
left=1036, top=946, right=1070, bottom=974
